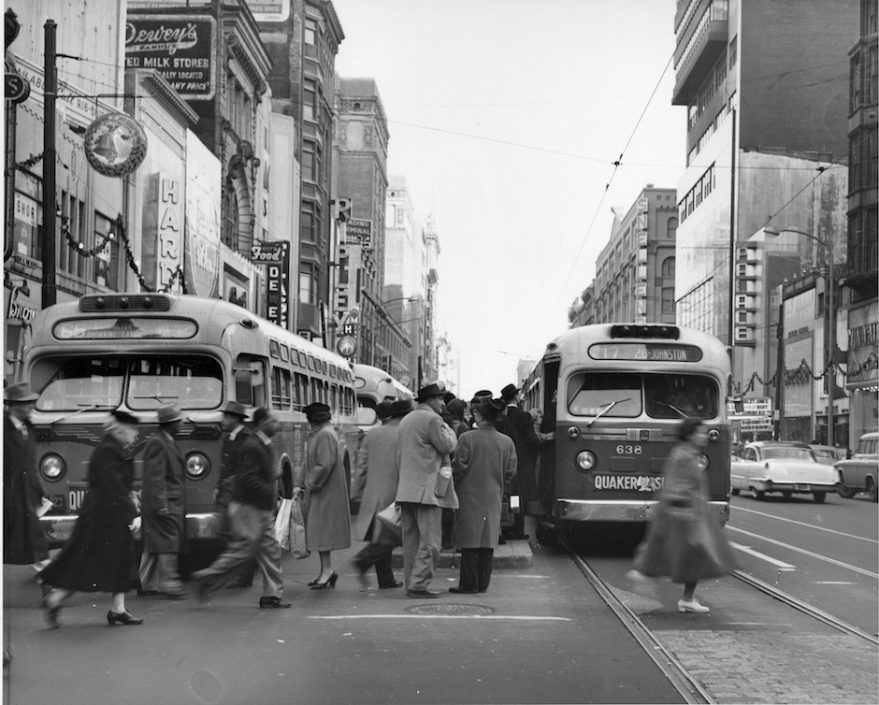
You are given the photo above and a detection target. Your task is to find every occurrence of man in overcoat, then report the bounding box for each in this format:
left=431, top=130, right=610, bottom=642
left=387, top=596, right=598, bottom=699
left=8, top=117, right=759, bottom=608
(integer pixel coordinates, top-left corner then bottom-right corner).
left=3, top=382, right=48, bottom=567
left=139, top=402, right=187, bottom=598
left=395, top=382, right=458, bottom=598
left=193, top=407, right=292, bottom=608
left=350, top=398, right=413, bottom=589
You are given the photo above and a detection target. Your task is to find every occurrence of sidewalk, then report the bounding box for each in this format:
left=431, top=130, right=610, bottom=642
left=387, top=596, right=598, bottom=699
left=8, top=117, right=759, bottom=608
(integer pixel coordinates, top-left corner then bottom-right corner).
left=391, top=539, right=533, bottom=570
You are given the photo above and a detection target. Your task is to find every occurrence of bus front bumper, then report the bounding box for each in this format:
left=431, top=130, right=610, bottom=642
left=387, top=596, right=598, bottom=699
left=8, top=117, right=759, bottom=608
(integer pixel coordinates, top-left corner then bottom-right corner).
left=41, top=512, right=225, bottom=547
left=554, top=499, right=730, bottom=524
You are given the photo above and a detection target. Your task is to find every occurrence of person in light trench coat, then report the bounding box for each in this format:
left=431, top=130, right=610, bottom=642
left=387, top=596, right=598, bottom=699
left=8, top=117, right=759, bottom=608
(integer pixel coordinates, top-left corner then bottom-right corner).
left=350, top=398, right=413, bottom=589
left=451, top=397, right=517, bottom=593
left=296, top=402, right=351, bottom=589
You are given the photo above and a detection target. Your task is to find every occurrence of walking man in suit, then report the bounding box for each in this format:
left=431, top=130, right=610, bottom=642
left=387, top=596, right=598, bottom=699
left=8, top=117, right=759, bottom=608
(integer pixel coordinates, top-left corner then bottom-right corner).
left=395, top=382, right=458, bottom=598
left=139, top=402, right=187, bottom=598
left=192, top=407, right=291, bottom=608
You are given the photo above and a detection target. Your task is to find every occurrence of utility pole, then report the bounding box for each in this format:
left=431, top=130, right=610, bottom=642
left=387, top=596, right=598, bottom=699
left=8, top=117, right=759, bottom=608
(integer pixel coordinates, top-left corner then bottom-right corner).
left=41, top=20, right=57, bottom=307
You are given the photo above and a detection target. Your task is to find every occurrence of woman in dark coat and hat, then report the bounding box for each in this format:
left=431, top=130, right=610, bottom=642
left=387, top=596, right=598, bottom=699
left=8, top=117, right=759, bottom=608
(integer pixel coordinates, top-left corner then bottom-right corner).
left=39, top=410, right=144, bottom=628
left=451, top=397, right=517, bottom=594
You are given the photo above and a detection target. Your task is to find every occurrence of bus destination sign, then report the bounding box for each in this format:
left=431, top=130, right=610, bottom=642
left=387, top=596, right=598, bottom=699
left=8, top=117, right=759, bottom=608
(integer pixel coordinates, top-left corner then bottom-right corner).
left=588, top=343, right=702, bottom=363
left=54, top=317, right=197, bottom=340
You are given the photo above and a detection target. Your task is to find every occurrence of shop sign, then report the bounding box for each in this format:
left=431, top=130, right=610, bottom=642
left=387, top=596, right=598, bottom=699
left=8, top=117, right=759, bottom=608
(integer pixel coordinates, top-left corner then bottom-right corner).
left=345, top=218, right=372, bottom=246
left=184, top=131, right=220, bottom=297
left=847, top=313, right=879, bottom=385
left=264, top=241, right=289, bottom=328
left=251, top=241, right=288, bottom=265
left=248, top=0, right=291, bottom=22
left=125, top=15, right=216, bottom=100
left=156, top=173, right=183, bottom=290
left=6, top=285, right=37, bottom=325
left=83, top=112, right=148, bottom=178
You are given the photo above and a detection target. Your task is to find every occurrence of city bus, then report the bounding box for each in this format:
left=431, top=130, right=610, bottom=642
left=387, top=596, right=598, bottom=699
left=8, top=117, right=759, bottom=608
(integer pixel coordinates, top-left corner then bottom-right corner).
left=521, top=323, right=731, bottom=541
left=23, top=292, right=364, bottom=547
left=351, top=362, right=414, bottom=432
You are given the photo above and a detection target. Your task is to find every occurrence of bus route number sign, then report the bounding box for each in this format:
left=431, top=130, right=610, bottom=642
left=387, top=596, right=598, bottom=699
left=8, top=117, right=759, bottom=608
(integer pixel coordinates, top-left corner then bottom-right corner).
left=588, top=343, right=702, bottom=362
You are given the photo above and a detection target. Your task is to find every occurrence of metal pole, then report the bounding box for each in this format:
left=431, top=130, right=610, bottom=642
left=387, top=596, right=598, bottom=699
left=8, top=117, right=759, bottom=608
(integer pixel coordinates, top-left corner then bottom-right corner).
left=41, top=20, right=57, bottom=307
left=826, top=243, right=835, bottom=446
left=775, top=304, right=785, bottom=440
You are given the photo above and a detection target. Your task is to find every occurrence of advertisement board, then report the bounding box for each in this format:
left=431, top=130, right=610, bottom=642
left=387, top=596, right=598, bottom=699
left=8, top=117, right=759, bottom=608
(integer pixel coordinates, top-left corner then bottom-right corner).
left=184, top=131, right=221, bottom=297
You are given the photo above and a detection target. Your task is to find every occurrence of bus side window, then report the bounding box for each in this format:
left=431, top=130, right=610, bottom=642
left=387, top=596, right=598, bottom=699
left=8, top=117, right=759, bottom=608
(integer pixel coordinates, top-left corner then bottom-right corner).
left=271, top=366, right=292, bottom=410
left=294, top=372, right=307, bottom=410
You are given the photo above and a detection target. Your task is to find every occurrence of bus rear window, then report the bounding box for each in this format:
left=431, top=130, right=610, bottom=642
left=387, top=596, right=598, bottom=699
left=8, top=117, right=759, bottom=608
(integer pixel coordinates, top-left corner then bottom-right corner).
left=128, top=356, right=223, bottom=410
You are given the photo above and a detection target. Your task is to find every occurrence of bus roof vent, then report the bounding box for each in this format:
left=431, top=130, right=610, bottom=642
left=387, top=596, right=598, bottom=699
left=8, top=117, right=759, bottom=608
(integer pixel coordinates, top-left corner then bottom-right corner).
left=610, top=324, right=680, bottom=340
left=80, top=294, right=171, bottom=313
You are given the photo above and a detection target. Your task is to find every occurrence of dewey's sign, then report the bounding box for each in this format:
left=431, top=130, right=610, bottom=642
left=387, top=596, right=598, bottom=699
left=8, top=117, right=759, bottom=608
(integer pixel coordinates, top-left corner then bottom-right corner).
left=125, top=15, right=216, bottom=100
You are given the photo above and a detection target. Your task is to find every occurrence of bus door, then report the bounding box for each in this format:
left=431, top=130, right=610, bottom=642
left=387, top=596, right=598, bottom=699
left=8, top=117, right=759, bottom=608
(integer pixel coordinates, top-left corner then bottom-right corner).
left=537, top=358, right=559, bottom=513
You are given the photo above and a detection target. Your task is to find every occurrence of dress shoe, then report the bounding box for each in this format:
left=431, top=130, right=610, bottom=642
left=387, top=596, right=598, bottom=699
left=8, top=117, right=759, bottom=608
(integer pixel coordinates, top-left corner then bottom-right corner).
left=677, top=599, right=710, bottom=613
left=310, top=572, right=338, bottom=590
left=106, top=609, right=144, bottom=626
left=41, top=596, right=61, bottom=629
left=406, top=588, right=442, bottom=599
left=378, top=580, right=403, bottom=589
left=259, top=596, right=292, bottom=609
left=448, top=586, right=478, bottom=594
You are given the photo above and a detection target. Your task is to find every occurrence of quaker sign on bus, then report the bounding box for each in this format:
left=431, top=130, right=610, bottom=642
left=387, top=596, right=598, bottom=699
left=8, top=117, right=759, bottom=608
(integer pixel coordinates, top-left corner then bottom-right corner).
left=125, top=15, right=216, bottom=100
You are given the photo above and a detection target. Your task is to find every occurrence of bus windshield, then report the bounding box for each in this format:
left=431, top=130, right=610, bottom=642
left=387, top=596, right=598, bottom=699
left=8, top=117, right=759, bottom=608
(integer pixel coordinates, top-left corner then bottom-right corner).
left=567, top=372, right=718, bottom=419
left=35, top=355, right=223, bottom=412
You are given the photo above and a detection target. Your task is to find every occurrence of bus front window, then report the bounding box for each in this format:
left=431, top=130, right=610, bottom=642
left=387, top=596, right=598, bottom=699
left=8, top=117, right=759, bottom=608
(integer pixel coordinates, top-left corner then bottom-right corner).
left=644, top=375, right=718, bottom=419
left=35, top=357, right=125, bottom=411
left=128, top=356, right=223, bottom=410
left=567, top=372, right=642, bottom=418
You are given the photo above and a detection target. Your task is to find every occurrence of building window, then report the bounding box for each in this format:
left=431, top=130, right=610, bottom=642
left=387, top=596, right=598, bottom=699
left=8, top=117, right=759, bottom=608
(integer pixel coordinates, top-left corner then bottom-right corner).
left=304, top=18, right=317, bottom=58
left=728, top=36, right=737, bottom=69
left=93, top=212, right=119, bottom=289
left=661, top=287, right=674, bottom=314
left=222, top=175, right=239, bottom=250
left=303, top=79, right=316, bottom=123
left=299, top=264, right=314, bottom=304
left=301, top=202, right=315, bottom=243
left=661, top=257, right=676, bottom=278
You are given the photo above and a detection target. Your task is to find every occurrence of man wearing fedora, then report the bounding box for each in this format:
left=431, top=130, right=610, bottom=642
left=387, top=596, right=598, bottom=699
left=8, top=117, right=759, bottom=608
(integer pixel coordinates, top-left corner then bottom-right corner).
left=215, top=400, right=255, bottom=588
left=395, top=382, right=458, bottom=598
left=4, top=383, right=49, bottom=569
left=351, top=398, right=413, bottom=590
left=139, top=402, right=187, bottom=598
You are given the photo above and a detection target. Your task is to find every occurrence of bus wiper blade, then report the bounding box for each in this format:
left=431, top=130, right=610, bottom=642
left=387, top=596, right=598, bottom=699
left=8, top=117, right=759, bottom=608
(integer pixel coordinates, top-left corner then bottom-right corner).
left=586, top=398, right=631, bottom=427
left=50, top=403, right=111, bottom=425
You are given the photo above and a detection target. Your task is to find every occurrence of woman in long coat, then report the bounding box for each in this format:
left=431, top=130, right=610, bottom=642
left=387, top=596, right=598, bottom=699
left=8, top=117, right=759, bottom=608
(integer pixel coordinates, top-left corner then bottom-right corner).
left=39, top=410, right=144, bottom=627
left=296, top=402, right=351, bottom=589
left=630, top=417, right=737, bottom=613
left=451, top=397, right=517, bottom=594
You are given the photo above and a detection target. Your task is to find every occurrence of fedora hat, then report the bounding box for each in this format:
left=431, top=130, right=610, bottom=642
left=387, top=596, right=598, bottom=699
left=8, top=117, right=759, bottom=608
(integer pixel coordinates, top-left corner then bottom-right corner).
left=416, top=382, right=446, bottom=402
left=111, top=408, right=139, bottom=425
left=388, top=398, right=414, bottom=417
left=475, top=397, right=504, bottom=422
left=375, top=401, right=393, bottom=420
left=4, top=382, right=38, bottom=404
left=303, top=402, right=331, bottom=419
left=499, top=383, right=519, bottom=402
left=221, top=400, right=248, bottom=419
left=156, top=402, right=184, bottom=425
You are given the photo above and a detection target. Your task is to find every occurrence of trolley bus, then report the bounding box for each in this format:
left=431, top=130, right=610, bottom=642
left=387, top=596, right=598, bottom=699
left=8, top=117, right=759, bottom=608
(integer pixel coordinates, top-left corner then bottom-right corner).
left=521, top=323, right=731, bottom=539
left=23, top=292, right=364, bottom=547
left=352, top=362, right=414, bottom=431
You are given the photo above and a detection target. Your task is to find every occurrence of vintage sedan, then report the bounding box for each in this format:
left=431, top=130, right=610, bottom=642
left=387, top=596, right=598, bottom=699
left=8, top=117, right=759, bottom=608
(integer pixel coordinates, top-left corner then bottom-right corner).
left=731, top=441, right=838, bottom=503
left=835, top=432, right=878, bottom=502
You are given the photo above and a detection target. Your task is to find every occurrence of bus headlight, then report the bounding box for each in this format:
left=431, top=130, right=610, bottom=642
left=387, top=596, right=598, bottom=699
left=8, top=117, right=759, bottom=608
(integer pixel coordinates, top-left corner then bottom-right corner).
left=40, top=454, right=66, bottom=482
left=185, top=452, right=210, bottom=480
left=576, top=450, right=596, bottom=471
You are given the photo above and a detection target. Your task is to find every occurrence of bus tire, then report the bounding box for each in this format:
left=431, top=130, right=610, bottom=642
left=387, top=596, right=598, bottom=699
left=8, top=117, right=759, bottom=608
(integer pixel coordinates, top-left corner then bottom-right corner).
left=812, top=491, right=826, bottom=503
left=535, top=522, right=558, bottom=548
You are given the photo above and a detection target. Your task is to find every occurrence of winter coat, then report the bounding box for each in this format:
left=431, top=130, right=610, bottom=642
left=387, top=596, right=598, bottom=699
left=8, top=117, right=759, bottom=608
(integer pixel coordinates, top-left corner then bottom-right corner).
left=233, top=430, right=277, bottom=511
left=497, top=404, right=543, bottom=513
left=452, top=426, right=517, bottom=548
left=140, top=429, right=187, bottom=554
left=39, top=433, right=138, bottom=593
left=352, top=419, right=403, bottom=545
left=632, top=441, right=737, bottom=583
left=298, top=423, right=351, bottom=551
left=216, top=423, right=251, bottom=507
left=395, top=404, right=458, bottom=508
left=3, top=413, right=48, bottom=565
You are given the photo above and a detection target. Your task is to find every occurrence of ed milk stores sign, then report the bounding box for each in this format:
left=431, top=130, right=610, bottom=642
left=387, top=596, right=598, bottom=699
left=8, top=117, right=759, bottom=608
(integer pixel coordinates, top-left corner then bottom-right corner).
left=125, top=15, right=216, bottom=100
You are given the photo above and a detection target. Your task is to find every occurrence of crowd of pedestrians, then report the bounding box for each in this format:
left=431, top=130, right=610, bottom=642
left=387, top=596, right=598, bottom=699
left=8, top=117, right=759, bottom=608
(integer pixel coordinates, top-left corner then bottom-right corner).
left=4, top=376, right=734, bottom=635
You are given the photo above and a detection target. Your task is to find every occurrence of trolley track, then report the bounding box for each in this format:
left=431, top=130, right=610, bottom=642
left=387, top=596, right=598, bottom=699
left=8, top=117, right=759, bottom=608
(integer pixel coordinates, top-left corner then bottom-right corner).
left=563, top=536, right=878, bottom=705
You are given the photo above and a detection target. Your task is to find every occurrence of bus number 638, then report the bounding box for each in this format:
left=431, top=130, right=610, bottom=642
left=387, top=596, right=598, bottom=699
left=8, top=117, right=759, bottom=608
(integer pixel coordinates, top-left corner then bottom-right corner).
left=616, top=444, right=643, bottom=455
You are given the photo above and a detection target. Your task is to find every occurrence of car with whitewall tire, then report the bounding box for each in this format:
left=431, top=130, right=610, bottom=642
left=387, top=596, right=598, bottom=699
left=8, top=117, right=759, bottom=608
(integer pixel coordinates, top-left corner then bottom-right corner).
left=835, top=432, right=878, bottom=502
left=731, top=441, right=838, bottom=503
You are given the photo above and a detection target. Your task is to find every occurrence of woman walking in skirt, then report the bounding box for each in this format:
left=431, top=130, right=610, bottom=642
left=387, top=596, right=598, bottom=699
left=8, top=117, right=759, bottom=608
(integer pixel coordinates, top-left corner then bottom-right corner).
left=39, top=410, right=144, bottom=628
left=629, top=417, right=736, bottom=613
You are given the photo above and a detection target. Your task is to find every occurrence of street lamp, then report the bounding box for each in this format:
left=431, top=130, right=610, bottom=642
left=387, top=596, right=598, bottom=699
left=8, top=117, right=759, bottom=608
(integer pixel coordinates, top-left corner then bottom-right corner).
left=764, top=225, right=837, bottom=445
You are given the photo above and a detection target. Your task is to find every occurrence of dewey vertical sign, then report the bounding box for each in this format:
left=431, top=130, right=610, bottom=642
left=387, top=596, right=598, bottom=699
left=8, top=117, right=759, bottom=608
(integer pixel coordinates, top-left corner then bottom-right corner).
left=251, top=241, right=289, bottom=328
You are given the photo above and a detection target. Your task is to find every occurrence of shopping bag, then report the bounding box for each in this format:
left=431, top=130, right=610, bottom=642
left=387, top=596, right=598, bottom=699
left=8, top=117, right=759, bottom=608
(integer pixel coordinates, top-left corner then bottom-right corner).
left=273, top=498, right=294, bottom=551
left=375, top=501, right=402, bottom=540
left=290, top=495, right=310, bottom=559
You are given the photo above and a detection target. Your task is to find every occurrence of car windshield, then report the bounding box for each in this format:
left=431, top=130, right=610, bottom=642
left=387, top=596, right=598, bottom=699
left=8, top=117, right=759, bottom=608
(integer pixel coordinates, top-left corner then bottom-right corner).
left=762, top=447, right=815, bottom=461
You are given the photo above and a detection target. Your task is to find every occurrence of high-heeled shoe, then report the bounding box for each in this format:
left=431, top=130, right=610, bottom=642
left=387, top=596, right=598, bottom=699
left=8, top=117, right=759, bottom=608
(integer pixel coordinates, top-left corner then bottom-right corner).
left=106, top=609, right=144, bottom=626
left=309, top=571, right=338, bottom=590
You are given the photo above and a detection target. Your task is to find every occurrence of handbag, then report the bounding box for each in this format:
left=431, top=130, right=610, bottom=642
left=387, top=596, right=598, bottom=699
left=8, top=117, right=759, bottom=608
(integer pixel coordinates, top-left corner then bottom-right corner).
left=375, top=501, right=402, bottom=539
left=290, top=494, right=310, bottom=559
left=273, top=498, right=294, bottom=551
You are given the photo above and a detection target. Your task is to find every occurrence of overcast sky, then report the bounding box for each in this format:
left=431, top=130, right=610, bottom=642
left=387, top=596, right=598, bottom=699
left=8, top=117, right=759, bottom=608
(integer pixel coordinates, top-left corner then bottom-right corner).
left=332, top=0, right=687, bottom=397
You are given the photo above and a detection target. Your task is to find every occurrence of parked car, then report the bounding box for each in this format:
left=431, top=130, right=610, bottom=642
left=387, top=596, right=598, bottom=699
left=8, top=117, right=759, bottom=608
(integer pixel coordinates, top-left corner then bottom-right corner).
left=809, top=444, right=847, bottom=465
left=835, top=432, right=878, bottom=502
left=730, top=441, right=838, bottom=503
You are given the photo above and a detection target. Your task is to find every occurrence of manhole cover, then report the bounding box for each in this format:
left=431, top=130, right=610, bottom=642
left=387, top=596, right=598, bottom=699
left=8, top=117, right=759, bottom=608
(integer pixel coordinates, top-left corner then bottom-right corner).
left=405, top=603, right=495, bottom=616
